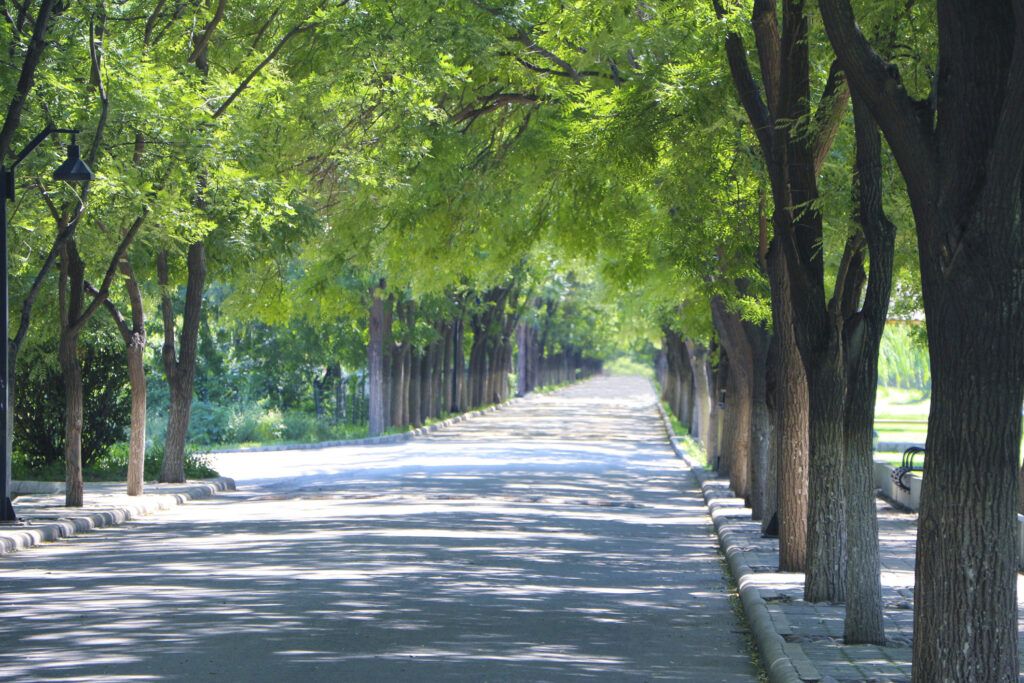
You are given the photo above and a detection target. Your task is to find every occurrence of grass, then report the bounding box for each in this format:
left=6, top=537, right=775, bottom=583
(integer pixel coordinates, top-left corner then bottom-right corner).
left=604, top=356, right=655, bottom=379
left=874, top=386, right=928, bottom=452
left=14, top=446, right=218, bottom=483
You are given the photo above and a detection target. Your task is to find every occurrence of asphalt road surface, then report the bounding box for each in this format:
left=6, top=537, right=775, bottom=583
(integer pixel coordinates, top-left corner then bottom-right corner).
left=0, top=375, right=759, bottom=682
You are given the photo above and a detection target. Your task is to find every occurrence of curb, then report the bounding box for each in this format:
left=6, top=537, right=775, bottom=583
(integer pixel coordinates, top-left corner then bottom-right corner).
left=654, top=401, right=808, bottom=683
left=0, top=477, right=236, bottom=556
left=201, top=381, right=583, bottom=455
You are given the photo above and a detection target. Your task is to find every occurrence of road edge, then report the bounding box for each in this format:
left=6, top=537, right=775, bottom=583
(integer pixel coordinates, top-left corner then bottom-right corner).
left=654, top=400, right=811, bottom=683
left=0, top=477, right=236, bottom=556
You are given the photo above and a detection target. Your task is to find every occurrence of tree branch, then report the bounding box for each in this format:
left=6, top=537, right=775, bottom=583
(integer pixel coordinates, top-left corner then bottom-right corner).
left=451, top=93, right=539, bottom=126
left=84, top=279, right=131, bottom=341
left=711, top=0, right=775, bottom=166
left=0, top=0, right=56, bottom=161
left=68, top=213, right=147, bottom=338
left=812, top=60, right=850, bottom=173
left=817, top=0, right=936, bottom=204
left=187, top=0, right=226, bottom=65
left=212, top=18, right=317, bottom=119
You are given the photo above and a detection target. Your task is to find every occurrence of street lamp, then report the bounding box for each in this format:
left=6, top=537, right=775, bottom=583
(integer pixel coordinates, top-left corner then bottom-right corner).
left=0, top=127, right=94, bottom=522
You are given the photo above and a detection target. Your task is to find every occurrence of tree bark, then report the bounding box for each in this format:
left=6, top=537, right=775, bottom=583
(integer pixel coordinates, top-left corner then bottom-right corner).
left=802, top=348, right=848, bottom=603
left=707, top=349, right=726, bottom=473
left=685, top=340, right=712, bottom=446
left=745, top=320, right=770, bottom=521
left=58, top=241, right=85, bottom=507
left=712, top=297, right=753, bottom=501
left=158, top=243, right=206, bottom=483
left=409, top=350, right=421, bottom=428
left=368, top=282, right=386, bottom=437
left=766, top=245, right=809, bottom=570
left=122, top=265, right=147, bottom=496
left=818, top=0, right=1024, bottom=674
left=840, top=92, right=893, bottom=645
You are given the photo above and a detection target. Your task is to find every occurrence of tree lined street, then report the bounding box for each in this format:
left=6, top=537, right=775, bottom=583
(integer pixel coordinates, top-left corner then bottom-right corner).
left=0, top=377, right=758, bottom=682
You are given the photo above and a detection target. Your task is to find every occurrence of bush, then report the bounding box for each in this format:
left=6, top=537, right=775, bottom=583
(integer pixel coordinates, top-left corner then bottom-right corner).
left=186, top=401, right=233, bottom=445
left=13, top=441, right=218, bottom=482
left=14, top=326, right=131, bottom=470
left=254, top=409, right=286, bottom=442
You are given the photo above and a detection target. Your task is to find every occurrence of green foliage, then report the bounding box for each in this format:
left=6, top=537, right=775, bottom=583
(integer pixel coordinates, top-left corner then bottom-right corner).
left=605, top=355, right=655, bottom=379
left=877, top=323, right=930, bottom=392
left=14, top=326, right=131, bottom=471
left=13, top=442, right=218, bottom=482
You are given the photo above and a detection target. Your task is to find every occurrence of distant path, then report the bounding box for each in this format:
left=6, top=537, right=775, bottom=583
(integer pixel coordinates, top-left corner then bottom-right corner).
left=0, top=376, right=758, bottom=682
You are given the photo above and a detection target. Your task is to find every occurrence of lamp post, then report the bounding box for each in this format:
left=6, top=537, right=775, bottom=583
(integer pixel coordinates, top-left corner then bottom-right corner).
left=0, top=127, right=94, bottom=522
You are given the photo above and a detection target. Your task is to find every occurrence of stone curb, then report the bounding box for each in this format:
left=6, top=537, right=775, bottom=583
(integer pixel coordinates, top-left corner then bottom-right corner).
left=654, top=400, right=808, bottom=683
left=201, top=382, right=580, bottom=455
left=0, top=477, right=236, bottom=556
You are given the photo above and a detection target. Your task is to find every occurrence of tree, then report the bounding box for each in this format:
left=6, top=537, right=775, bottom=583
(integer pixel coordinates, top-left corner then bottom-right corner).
left=819, top=0, right=1024, bottom=677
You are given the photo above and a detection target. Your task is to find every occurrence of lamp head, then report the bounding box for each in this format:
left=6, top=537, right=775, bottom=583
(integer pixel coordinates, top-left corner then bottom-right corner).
left=52, top=134, right=94, bottom=183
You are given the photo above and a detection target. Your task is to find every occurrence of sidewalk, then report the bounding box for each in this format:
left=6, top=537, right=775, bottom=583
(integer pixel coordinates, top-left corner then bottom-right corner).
left=0, top=477, right=235, bottom=555
left=659, top=410, right=1024, bottom=682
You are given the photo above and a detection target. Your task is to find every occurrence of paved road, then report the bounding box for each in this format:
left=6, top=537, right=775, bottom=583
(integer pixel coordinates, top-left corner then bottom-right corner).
left=0, top=376, right=758, bottom=682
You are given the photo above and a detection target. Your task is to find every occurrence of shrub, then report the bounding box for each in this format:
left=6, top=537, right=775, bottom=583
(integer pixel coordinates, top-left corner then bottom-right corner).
left=254, top=409, right=286, bottom=442
left=14, top=326, right=131, bottom=470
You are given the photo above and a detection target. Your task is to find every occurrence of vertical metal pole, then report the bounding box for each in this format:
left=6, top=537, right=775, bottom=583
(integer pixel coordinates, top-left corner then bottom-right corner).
left=0, top=165, right=15, bottom=521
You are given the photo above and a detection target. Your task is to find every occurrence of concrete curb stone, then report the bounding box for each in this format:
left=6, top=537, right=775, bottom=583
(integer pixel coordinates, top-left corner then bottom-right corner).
left=0, top=477, right=236, bottom=556
left=654, top=400, right=809, bottom=683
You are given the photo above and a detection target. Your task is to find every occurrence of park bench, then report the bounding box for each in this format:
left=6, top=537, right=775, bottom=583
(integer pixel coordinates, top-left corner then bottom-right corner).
left=892, top=446, right=925, bottom=493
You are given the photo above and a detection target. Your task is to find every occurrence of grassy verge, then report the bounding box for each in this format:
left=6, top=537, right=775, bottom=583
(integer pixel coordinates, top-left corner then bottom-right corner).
left=14, top=446, right=218, bottom=483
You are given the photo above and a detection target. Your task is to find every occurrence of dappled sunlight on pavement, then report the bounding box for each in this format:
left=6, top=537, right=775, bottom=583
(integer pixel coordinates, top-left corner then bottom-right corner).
left=0, top=376, right=758, bottom=682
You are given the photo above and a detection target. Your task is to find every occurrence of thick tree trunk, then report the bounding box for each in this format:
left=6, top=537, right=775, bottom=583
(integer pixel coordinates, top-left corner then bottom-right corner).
left=707, top=351, right=726, bottom=473
left=158, top=243, right=206, bottom=483
left=409, top=351, right=421, bottom=428
left=914, top=306, right=1022, bottom=681
left=841, top=93, right=892, bottom=645
left=58, top=331, right=84, bottom=507
left=802, top=351, right=848, bottom=603
left=389, top=341, right=404, bottom=428
left=712, top=298, right=753, bottom=501
left=453, top=318, right=465, bottom=412
left=516, top=322, right=529, bottom=396
left=745, top=321, right=770, bottom=521
left=58, top=242, right=86, bottom=507
left=368, top=284, right=386, bottom=437
left=675, top=339, right=694, bottom=433
left=762, top=333, right=780, bottom=537
left=767, top=246, right=809, bottom=570
left=685, top=340, right=712, bottom=446
left=441, top=322, right=454, bottom=413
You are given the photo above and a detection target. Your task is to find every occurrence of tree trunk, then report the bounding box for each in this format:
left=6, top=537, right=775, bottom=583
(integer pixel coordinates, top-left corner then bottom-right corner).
left=441, top=322, right=454, bottom=413
left=762, top=332, right=780, bottom=537
left=707, top=350, right=726, bottom=473
left=686, top=340, right=712, bottom=446
left=158, top=243, right=206, bottom=483
left=745, top=321, right=770, bottom=521
left=453, top=318, right=465, bottom=412
left=58, top=330, right=84, bottom=507
left=409, top=351, right=421, bottom=428
left=840, top=92, right=894, bottom=645
left=368, top=284, right=386, bottom=436
left=125, top=333, right=146, bottom=496
left=712, top=298, right=753, bottom=501
left=802, top=350, right=847, bottom=603
left=767, top=245, right=809, bottom=570
left=58, top=241, right=86, bottom=507
left=389, top=337, right=403, bottom=428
